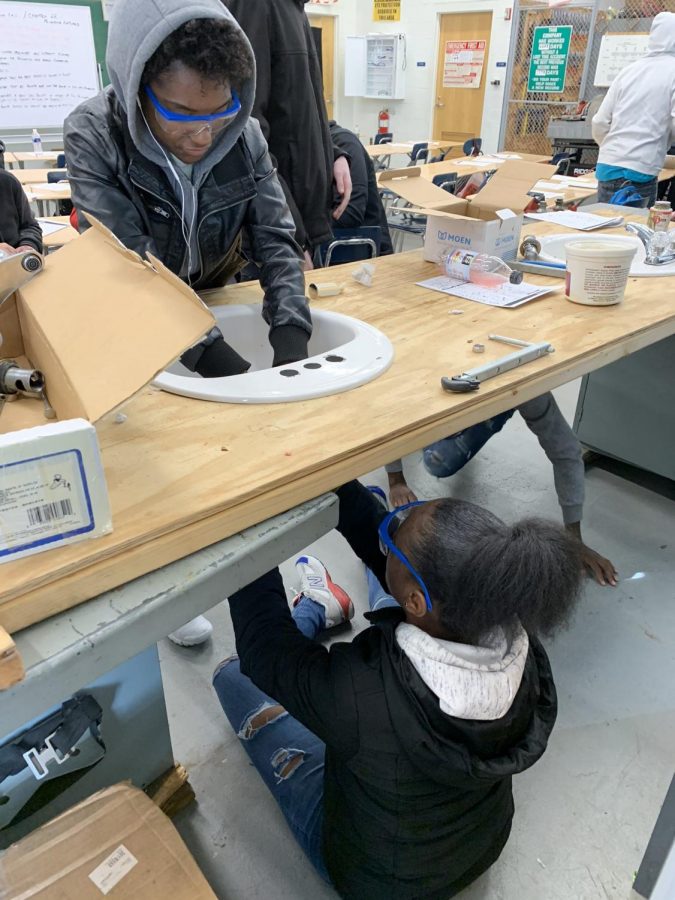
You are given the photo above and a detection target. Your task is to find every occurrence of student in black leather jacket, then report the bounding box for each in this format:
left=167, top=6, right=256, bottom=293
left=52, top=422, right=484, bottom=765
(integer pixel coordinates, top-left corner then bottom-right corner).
left=65, top=0, right=311, bottom=378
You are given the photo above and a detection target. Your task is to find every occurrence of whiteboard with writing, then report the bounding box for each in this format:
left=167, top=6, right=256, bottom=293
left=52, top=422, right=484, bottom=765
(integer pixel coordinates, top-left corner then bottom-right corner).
left=594, top=33, right=650, bottom=87
left=0, top=2, right=99, bottom=129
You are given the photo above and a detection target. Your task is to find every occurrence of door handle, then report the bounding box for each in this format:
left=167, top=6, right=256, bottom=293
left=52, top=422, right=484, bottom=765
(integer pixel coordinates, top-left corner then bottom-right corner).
left=436, top=96, right=445, bottom=108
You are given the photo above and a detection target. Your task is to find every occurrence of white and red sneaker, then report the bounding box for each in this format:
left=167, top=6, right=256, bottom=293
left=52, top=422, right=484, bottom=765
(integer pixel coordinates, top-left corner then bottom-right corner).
left=293, top=555, right=354, bottom=628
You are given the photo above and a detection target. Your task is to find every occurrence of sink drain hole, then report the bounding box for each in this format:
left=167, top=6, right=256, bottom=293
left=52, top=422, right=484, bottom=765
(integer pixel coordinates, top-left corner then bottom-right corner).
left=303, top=362, right=322, bottom=370
left=279, top=369, right=299, bottom=378
left=325, top=355, right=345, bottom=363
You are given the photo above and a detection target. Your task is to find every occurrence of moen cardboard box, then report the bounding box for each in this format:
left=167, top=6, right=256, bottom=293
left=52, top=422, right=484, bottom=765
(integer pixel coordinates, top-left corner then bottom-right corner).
left=0, top=783, right=217, bottom=898
left=380, top=160, right=557, bottom=264
left=0, top=218, right=215, bottom=563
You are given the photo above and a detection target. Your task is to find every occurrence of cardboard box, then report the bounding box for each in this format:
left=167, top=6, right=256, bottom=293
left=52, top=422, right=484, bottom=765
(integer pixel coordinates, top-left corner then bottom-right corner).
left=0, top=217, right=214, bottom=561
left=0, top=783, right=217, bottom=898
left=381, top=160, right=557, bottom=264
left=0, top=216, right=214, bottom=432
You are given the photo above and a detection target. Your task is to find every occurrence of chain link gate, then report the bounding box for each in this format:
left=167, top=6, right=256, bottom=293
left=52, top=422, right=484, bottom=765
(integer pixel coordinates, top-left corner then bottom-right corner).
left=500, top=0, right=675, bottom=157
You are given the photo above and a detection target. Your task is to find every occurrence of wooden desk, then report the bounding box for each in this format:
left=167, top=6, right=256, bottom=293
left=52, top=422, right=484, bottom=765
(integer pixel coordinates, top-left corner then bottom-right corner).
left=2, top=214, right=675, bottom=632
left=23, top=182, right=71, bottom=216
left=7, top=151, right=62, bottom=169
left=39, top=216, right=79, bottom=248
left=11, top=168, right=59, bottom=185
left=365, top=140, right=462, bottom=160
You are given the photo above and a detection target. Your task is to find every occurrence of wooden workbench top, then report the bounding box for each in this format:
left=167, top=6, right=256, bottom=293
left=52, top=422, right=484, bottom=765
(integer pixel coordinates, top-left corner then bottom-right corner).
left=3, top=216, right=675, bottom=631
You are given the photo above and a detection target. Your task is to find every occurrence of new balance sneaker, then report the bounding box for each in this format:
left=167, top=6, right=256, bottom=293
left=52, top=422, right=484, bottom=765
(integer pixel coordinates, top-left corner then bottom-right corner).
left=168, top=615, right=214, bottom=647
left=293, top=555, right=354, bottom=628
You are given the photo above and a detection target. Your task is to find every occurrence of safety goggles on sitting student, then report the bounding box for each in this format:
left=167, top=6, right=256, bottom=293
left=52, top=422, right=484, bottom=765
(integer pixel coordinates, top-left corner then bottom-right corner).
left=378, top=501, right=433, bottom=612
left=143, top=85, right=241, bottom=138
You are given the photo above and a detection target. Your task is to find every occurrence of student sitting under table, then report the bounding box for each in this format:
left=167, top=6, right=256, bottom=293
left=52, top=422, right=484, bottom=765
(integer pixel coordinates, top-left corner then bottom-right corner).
left=64, top=0, right=312, bottom=647
left=384, top=392, right=619, bottom=587
left=214, top=480, right=583, bottom=899
left=0, top=169, right=43, bottom=258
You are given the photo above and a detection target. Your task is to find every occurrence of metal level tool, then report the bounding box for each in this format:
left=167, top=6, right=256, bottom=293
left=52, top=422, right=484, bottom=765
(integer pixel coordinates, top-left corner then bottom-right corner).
left=441, top=334, right=555, bottom=393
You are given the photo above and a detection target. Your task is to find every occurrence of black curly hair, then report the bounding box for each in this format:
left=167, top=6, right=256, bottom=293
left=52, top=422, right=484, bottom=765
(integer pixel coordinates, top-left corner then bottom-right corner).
left=142, top=18, right=253, bottom=92
left=408, top=499, right=583, bottom=644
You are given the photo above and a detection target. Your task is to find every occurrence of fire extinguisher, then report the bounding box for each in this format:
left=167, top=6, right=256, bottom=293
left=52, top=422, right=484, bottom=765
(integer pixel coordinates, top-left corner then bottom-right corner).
left=378, top=108, right=390, bottom=135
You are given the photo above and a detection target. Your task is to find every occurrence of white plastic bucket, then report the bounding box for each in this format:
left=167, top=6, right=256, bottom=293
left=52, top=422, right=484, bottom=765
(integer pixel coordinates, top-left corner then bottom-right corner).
left=565, top=239, right=637, bottom=306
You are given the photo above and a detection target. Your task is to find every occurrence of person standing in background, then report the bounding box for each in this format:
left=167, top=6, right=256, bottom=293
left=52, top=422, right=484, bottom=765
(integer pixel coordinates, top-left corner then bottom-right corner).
left=593, top=12, right=675, bottom=207
left=224, top=0, right=352, bottom=265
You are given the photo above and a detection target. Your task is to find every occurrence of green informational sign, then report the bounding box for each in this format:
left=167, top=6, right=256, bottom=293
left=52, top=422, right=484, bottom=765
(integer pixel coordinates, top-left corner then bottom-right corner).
left=528, top=25, right=572, bottom=93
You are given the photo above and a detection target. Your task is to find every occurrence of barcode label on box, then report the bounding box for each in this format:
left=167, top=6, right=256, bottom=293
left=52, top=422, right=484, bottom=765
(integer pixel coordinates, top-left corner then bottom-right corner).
left=88, top=844, right=138, bottom=895
left=0, top=449, right=95, bottom=558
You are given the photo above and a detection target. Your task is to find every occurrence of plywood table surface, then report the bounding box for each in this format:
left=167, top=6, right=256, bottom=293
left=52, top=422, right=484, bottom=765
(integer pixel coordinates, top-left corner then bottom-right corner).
left=10, top=168, right=59, bottom=185
left=6, top=151, right=62, bottom=168
left=23, top=182, right=71, bottom=202
left=2, top=218, right=675, bottom=632
left=40, top=216, right=79, bottom=248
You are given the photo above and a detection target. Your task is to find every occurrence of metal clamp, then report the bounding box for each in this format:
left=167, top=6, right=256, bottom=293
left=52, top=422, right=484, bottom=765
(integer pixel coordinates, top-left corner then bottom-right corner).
left=23, top=732, right=71, bottom=781
left=442, top=334, right=555, bottom=393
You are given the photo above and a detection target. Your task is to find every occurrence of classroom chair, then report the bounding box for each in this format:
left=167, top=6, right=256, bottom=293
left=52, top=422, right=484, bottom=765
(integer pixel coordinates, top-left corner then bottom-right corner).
left=56, top=153, right=66, bottom=169
left=432, top=172, right=458, bottom=193
left=47, top=170, right=68, bottom=183
left=319, top=226, right=382, bottom=267
left=463, top=138, right=483, bottom=157
left=374, top=133, right=393, bottom=145
left=408, top=143, right=428, bottom=165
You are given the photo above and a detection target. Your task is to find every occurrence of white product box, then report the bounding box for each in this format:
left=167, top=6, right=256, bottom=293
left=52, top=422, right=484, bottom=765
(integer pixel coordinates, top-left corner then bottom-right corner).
left=0, top=419, right=112, bottom=564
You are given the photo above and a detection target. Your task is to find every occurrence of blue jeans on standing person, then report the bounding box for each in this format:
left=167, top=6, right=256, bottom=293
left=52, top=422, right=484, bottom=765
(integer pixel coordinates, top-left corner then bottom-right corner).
left=212, top=571, right=398, bottom=883
left=423, top=410, right=515, bottom=478
left=597, top=177, right=658, bottom=208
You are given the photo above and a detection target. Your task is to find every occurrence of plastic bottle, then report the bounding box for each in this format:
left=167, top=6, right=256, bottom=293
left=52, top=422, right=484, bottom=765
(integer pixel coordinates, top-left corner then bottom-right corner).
left=442, top=250, right=523, bottom=288
left=31, top=129, right=42, bottom=155
left=647, top=200, right=672, bottom=233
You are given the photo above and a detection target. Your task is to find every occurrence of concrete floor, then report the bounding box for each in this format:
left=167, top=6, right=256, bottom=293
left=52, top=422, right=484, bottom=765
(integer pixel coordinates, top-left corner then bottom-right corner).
left=161, top=380, right=675, bottom=900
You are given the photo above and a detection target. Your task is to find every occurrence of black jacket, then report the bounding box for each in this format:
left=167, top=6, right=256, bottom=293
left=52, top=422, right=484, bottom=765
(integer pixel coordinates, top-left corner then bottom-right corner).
left=64, top=90, right=311, bottom=368
left=329, top=122, right=394, bottom=256
left=225, top=0, right=336, bottom=248
left=0, top=170, right=43, bottom=254
left=228, top=482, right=558, bottom=900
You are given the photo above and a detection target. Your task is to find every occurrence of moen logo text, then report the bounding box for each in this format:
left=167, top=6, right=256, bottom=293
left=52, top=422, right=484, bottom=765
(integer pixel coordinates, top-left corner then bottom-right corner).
left=437, top=232, right=471, bottom=245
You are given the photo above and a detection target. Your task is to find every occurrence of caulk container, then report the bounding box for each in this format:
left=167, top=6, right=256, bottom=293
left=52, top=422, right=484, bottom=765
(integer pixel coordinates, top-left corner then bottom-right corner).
left=565, top=239, right=636, bottom=306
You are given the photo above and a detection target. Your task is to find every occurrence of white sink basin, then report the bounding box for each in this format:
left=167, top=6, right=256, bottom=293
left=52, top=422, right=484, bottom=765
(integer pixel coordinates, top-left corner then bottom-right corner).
left=538, top=232, right=675, bottom=277
left=154, top=304, right=394, bottom=403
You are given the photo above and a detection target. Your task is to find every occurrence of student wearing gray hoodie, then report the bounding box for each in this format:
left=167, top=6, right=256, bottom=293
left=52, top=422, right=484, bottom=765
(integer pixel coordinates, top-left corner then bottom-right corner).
left=65, top=0, right=311, bottom=379
left=65, top=0, right=313, bottom=646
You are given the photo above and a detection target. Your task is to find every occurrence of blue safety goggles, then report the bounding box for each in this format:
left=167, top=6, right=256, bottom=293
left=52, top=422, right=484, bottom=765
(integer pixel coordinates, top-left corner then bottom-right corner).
left=378, top=500, right=433, bottom=612
left=143, top=84, right=241, bottom=136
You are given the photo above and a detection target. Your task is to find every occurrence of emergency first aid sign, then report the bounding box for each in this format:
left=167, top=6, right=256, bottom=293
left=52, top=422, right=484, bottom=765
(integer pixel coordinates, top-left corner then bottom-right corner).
left=443, top=40, right=486, bottom=89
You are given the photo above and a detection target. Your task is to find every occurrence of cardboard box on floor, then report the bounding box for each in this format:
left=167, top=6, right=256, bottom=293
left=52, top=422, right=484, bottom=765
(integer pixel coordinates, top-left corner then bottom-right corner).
left=0, top=218, right=214, bottom=563
left=0, top=783, right=217, bottom=898
left=381, top=160, right=558, bottom=264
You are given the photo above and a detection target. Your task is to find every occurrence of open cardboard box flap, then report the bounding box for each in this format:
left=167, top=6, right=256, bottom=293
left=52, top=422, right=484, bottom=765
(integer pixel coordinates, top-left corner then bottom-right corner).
left=3, top=216, right=215, bottom=426
left=469, top=159, right=557, bottom=216
left=380, top=160, right=558, bottom=217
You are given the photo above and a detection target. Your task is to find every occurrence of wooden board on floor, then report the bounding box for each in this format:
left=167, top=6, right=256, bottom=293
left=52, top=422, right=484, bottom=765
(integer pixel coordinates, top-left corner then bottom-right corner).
left=2, top=216, right=675, bottom=632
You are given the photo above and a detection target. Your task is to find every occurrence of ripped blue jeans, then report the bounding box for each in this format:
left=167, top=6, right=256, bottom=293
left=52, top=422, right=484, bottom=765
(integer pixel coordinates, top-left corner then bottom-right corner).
left=212, top=571, right=397, bottom=883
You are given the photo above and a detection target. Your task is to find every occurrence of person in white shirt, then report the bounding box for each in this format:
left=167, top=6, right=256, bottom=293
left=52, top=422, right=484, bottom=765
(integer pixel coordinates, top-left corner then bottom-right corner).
left=592, top=11, right=675, bottom=207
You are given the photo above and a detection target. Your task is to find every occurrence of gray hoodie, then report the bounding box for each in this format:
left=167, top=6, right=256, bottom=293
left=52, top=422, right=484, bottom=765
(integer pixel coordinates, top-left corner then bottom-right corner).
left=106, top=0, right=253, bottom=275
left=593, top=11, right=675, bottom=176
left=65, top=0, right=311, bottom=365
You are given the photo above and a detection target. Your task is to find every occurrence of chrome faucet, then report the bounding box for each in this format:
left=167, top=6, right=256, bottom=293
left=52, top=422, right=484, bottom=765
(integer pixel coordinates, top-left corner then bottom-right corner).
left=625, top=222, right=675, bottom=266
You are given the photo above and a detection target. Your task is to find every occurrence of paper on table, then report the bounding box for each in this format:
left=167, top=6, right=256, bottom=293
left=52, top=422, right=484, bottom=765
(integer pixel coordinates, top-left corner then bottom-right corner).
left=551, top=174, right=598, bottom=187
left=526, top=210, right=624, bottom=230
left=494, top=152, right=522, bottom=160
left=37, top=219, right=68, bottom=236
left=417, top=275, right=556, bottom=308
